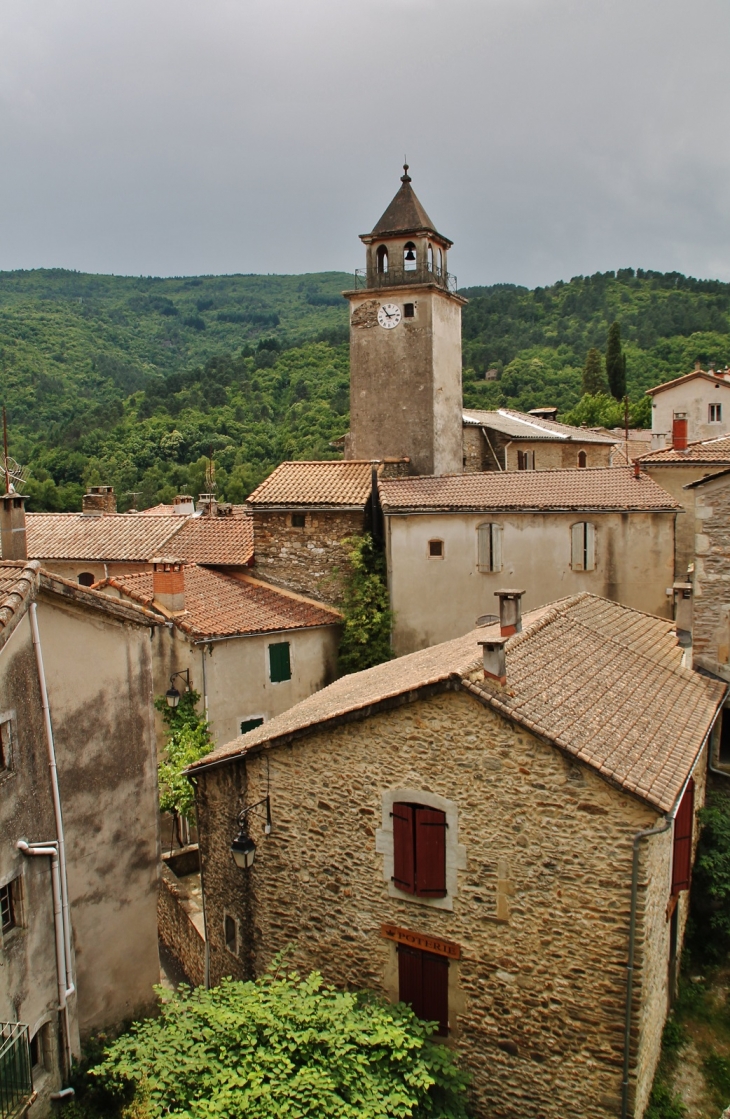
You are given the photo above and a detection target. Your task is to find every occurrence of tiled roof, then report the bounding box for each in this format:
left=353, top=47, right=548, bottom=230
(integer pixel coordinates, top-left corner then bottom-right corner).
left=0, top=560, right=39, bottom=650
left=646, top=370, right=730, bottom=396
left=378, top=466, right=681, bottom=513
left=98, top=565, right=341, bottom=640
left=22, top=513, right=183, bottom=562
left=140, top=503, right=175, bottom=515
left=168, top=514, right=254, bottom=566
left=462, top=408, right=615, bottom=444
left=247, top=461, right=380, bottom=508
left=369, top=170, right=442, bottom=240
left=640, top=436, right=730, bottom=466
left=191, top=594, right=725, bottom=813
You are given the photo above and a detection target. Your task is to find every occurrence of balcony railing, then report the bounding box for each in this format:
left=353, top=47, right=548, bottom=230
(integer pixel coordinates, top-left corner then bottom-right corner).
left=0, top=1024, right=32, bottom=1119
left=354, top=267, right=458, bottom=294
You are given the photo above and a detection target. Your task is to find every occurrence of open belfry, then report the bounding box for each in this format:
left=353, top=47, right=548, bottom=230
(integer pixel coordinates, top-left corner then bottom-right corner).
left=344, top=166, right=466, bottom=476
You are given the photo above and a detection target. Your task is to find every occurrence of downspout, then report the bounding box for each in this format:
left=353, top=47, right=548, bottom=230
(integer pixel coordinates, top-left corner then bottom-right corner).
left=201, top=644, right=209, bottom=721
left=503, top=440, right=513, bottom=471
left=16, top=841, right=73, bottom=1076
left=29, top=603, right=74, bottom=995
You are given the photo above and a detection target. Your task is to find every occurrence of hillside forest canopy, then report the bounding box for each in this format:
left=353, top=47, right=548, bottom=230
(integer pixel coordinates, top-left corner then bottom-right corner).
left=2, top=266, right=730, bottom=511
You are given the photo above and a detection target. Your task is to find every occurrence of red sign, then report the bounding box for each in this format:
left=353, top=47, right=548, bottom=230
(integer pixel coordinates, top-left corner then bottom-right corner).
left=380, top=923, right=461, bottom=960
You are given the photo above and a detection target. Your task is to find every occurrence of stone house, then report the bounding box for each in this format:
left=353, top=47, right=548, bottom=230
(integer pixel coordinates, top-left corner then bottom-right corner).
left=0, top=555, right=161, bottom=1113
left=462, top=408, right=615, bottom=472
left=95, top=559, right=342, bottom=749
left=640, top=435, right=730, bottom=578
left=647, top=366, right=730, bottom=446
left=683, top=468, right=730, bottom=690
left=189, top=591, right=725, bottom=1119
left=378, top=466, right=680, bottom=654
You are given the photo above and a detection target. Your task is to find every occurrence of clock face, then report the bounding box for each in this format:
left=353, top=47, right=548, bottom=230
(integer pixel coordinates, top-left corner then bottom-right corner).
left=378, top=303, right=402, bottom=329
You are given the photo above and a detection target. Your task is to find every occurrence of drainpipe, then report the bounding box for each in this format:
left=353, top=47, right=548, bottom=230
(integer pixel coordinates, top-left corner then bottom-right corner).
left=201, top=645, right=209, bottom=722
left=29, top=603, right=74, bottom=995
left=503, top=440, right=513, bottom=470
left=16, top=841, right=73, bottom=1076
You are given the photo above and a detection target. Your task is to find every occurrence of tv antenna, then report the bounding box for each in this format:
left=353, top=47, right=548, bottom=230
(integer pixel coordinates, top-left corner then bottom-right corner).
left=124, top=490, right=143, bottom=512
left=2, top=407, right=29, bottom=495
left=205, top=453, right=217, bottom=495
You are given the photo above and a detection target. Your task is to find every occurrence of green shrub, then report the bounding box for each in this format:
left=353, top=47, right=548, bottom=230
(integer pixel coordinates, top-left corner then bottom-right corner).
left=690, top=787, right=730, bottom=960
left=154, top=688, right=212, bottom=841
left=644, top=1082, right=686, bottom=1119
left=337, top=533, right=394, bottom=674
left=704, top=1050, right=730, bottom=1105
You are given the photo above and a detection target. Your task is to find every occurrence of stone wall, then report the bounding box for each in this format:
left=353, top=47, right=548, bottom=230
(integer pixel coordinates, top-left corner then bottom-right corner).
left=472, top=429, right=613, bottom=472
left=158, top=856, right=205, bottom=988
left=197, top=687, right=678, bottom=1119
left=251, top=509, right=366, bottom=604
left=692, top=473, right=730, bottom=681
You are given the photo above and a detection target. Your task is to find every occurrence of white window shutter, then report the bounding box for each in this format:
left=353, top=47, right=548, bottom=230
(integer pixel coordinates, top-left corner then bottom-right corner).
left=584, top=523, right=596, bottom=571
left=491, top=524, right=503, bottom=573
left=477, top=524, right=490, bottom=572
left=571, top=523, right=585, bottom=570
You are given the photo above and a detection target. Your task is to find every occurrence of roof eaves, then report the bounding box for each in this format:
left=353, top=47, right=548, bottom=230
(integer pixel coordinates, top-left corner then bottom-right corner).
left=39, top=571, right=164, bottom=627
left=0, top=560, right=40, bottom=652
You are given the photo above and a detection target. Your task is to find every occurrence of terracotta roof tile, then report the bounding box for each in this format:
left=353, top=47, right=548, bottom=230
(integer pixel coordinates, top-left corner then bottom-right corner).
left=168, top=514, right=254, bottom=566
left=99, top=565, right=341, bottom=640
left=378, top=466, right=680, bottom=513
left=22, top=513, right=184, bottom=562
left=191, top=594, right=725, bottom=814
left=462, top=409, right=616, bottom=444
left=640, top=436, right=730, bottom=466
left=0, top=560, right=39, bottom=649
left=646, top=369, right=730, bottom=396
left=247, top=461, right=380, bottom=508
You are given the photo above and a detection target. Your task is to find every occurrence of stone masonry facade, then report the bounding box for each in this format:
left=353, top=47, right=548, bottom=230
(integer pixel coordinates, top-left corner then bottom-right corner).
left=251, top=509, right=366, bottom=604
left=196, top=688, right=685, bottom=1119
left=692, top=474, right=730, bottom=681
left=462, top=426, right=612, bottom=473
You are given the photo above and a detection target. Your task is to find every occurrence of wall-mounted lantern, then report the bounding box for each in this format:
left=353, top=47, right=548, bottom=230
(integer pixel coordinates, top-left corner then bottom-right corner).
left=231, top=796, right=272, bottom=870
left=165, top=669, right=191, bottom=709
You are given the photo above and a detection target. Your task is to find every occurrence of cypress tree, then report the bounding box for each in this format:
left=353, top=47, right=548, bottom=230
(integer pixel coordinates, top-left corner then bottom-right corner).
left=606, top=320, right=627, bottom=400
left=582, top=348, right=607, bottom=395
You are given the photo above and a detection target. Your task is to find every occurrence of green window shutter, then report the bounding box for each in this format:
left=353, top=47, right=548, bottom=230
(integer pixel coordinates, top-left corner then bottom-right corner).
left=269, top=642, right=291, bottom=683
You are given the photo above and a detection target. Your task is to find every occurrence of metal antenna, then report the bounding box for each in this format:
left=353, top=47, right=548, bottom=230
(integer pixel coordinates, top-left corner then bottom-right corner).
left=124, top=490, right=143, bottom=512
left=1, top=408, right=28, bottom=495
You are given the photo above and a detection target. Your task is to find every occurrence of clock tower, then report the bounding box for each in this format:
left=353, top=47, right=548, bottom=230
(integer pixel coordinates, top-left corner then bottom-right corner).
left=344, top=166, right=466, bottom=476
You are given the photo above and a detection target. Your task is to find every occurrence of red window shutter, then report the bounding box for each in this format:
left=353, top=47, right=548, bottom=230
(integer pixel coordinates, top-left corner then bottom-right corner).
left=398, top=946, right=449, bottom=1036
left=414, top=807, right=447, bottom=897
left=671, top=778, right=695, bottom=895
left=397, top=945, right=422, bottom=1012
left=392, top=803, right=415, bottom=893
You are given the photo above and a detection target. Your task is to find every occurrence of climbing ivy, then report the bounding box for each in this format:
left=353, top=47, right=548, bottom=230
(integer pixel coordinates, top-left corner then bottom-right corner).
left=337, top=533, right=394, bottom=675
left=154, top=688, right=212, bottom=840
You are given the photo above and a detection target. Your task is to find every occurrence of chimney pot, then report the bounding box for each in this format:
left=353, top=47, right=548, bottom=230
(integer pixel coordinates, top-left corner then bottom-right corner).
left=695, top=360, right=702, bottom=371
left=478, top=636, right=508, bottom=685
left=82, top=486, right=117, bottom=515
left=633, top=458, right=641, bottom=479
left=197, top=493, right=218, bottom=518
left=672, top=412, right=688, bottom=452
left=173, top=495, right=195, bottom=515
left=151, top=557, right=186, bottom=614
left=0, top=493, right=28, bottom=561
left=494, top=589, right=525, bottom=637
left=672, top=581, right=693, bottom=648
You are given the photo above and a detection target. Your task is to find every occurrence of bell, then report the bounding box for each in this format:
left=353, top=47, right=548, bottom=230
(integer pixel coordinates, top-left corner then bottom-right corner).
left=404, top=247, right=416, bottom=261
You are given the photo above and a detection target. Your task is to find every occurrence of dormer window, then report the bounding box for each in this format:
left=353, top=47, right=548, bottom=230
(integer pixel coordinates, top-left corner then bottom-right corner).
left=403, top=242, right=417, bottom=272
left=376, top=245, right=389, bottom=274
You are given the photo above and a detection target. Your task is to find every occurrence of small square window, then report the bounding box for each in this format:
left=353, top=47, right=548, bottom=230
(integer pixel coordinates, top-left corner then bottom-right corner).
left=0, top=718, right=13, bottom=771
left=291, top=514, right=306, bottom=528
left=0, top=880, right=18, bottom=934
left=404, top=303, right=415, bottom=318
left=224, top=914, right=237, bottom=954
left=428, top=540, right=444, bottom=558
left=240, top=717, right=264, bottom=735
left=269, top=642, right=292, bottom=683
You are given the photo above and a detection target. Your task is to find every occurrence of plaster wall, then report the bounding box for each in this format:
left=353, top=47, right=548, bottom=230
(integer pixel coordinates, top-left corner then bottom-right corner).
left=196, top=688, right=678, bottom=1119
left=30, top=560, right=153, bottom=586
left=651, top=379, right=730, bottom=442
left=34, top=595, right=159, bottom=1033
left=644, top=464, right=723, bottom=578
left=386, top=509, right=675, bottom=655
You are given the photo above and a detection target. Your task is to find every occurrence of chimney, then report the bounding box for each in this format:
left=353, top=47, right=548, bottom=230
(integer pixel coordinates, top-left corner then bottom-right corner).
left=672, top=412, right=688, bottom=452
left=695, top=360, right=702, bottom=372
left=494, top=589, right=525, bottom=637
left=0, top=493, right=28, bottom=561
left=173, top=495, right=195, bottom=516
left=633, top=458, right=641, bottom=479
left=197, top=493, right=218, bottom=518
left=478, top=636, right=508, bottom=685
left=151, top=557, right=186, bottom=614
left=673, top=581, right=693, bottom=648
left=82, top=485, right=117, bottom=515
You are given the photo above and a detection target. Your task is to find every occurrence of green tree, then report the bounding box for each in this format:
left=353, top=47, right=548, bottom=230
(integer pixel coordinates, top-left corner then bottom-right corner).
left=154, top=688, right=212, bottom=845
left=689, top=786, right=730, bottom=959
left=605, top=320, right=627, bottom=400
left=91, top=966, right=470, bottom=1119
left=582, top=348, right=608, bottom=396
left=338, top=533, right=394, bottom=674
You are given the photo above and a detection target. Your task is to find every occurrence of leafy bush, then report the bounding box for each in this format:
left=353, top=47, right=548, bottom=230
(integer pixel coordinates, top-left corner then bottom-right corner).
left=561, top=392, right=651, bottom=430
left=90, top=967, right=470, bottom=1118
left=338, top=534, right=394, bottom=674
left=154, top=688, right=212, bottom=840
left=690, top=787, right=730, bottom=959
left=644, top=1082, right=686, bottom=1119
left=703, top=1051, right=730, bottom=1105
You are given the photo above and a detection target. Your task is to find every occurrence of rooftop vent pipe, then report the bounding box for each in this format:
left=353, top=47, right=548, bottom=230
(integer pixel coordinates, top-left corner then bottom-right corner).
left=478, top=636, right=508, bottom=685
left=494, top=589, right=525, bottom=637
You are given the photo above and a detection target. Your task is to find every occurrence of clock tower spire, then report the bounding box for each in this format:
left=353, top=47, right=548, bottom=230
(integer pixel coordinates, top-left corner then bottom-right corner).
left=344, top=167, right=466, bottom=476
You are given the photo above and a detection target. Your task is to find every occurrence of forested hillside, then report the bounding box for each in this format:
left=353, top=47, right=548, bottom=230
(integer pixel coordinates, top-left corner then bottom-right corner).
left=3, top=266, right=730, bottom=511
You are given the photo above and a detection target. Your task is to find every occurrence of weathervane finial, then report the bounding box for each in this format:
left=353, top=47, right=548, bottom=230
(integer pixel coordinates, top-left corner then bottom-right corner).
left=401, top=159, right=411, bottom=183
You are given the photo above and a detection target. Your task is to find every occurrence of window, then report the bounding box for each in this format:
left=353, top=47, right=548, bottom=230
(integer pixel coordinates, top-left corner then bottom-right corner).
left=404, top=303, right=415, bottom=319
left=709, top=404, right=722, bottom=423
left=392, top=803, right=447, bottom=898
left=428, top=539, right=444, bottom=558
left=291, top=513, right=306, bottom=528
left=436, top=248, right=443, bottom=277
left=571, top=522, right=596, bottom=571
left=77, top=572, right=95, bottom=587
left=0, top=717, right=13, bottom=772
left=268, top=642, right=291, bottom=683
left=517, top=450, right=535, bottom=470
left=224, top=914, right=238, bottom=954
left=0, top=880, right=17, bottom=934
left=240, top=717, right=264, bottom=735
left=376, top=245, right=389, bottom=274
left=427, top=243, right=433, bottom=272
left=577, top=450, right=587, bottom=468
left=30, top=1025, right=50, bottom=1075
left=477, top=523, right=502, bottom=573
left=398, top=945, right=449, bottom=1035
left=403, top=242, right=417, bottom=272
left=671, top=778, right=695, bottom=895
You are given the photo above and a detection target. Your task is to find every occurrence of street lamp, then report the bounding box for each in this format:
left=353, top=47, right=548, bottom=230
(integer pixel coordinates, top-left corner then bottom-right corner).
left=230, top=796, right=272, bottom=869
left=165, top=669, right=191, bottom=709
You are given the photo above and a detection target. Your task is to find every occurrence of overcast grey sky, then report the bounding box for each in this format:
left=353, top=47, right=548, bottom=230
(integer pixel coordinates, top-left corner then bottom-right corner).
left=1, top=0, right=729, bottom=287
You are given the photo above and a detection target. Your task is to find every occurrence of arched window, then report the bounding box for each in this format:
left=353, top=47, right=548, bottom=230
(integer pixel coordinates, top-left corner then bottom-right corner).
left=427, top=243, right=433, bottom=272
left=376, top=245, right=389, bottom=274
left=436, top=247, right=443, bottom=277
left=571, top=522, right=596, bottom=571
left=477, top=523, right=503, bottom=572
left=78, top=572, right=95, bottom=587
left=577, top=450, right=587, bottom=468
left=403, top=241, right=417, bottom=272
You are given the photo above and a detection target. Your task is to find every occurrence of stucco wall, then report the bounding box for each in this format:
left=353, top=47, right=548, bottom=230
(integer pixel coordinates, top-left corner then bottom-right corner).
left=28, top=560, right=153, bottom=586
left=35, top=594, right=160, bottom=1033
left=651, top=379, right=730, bottom=442
left=196, top=687, right=676, bottom=1119
left=643, top=464, right=720, bottom=578
left=252, top=509, right=365, bottom=605
left=386, top=509, right=675, bottom=655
